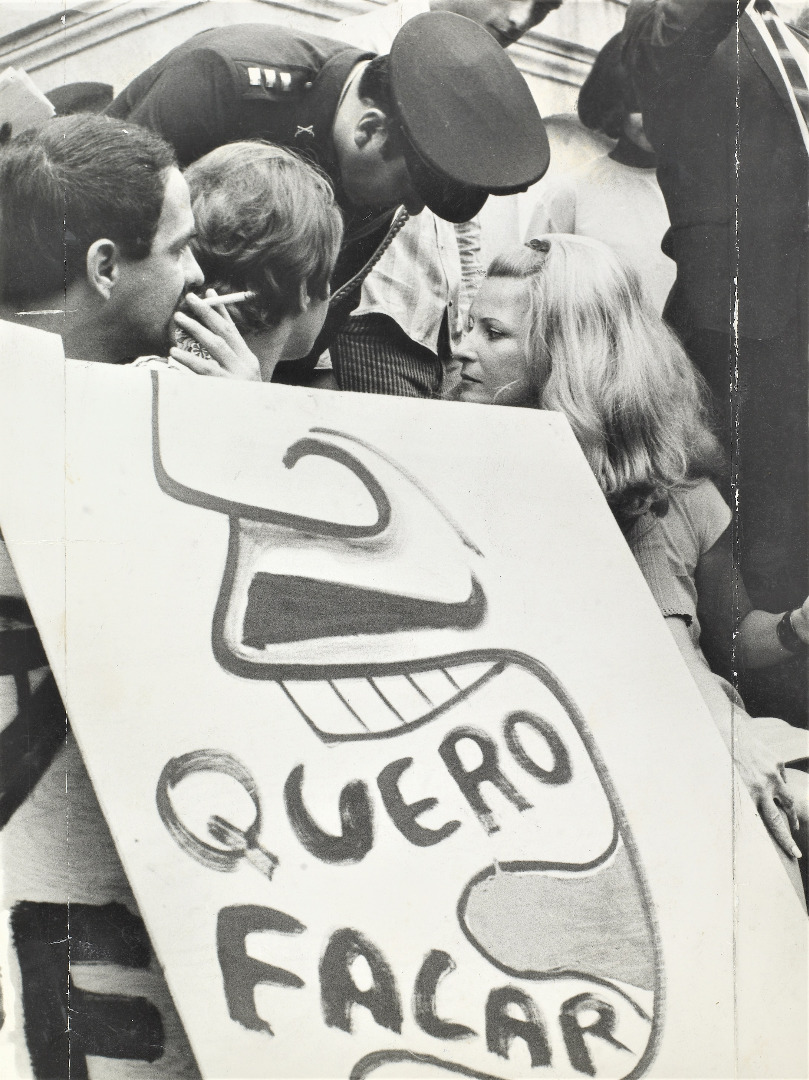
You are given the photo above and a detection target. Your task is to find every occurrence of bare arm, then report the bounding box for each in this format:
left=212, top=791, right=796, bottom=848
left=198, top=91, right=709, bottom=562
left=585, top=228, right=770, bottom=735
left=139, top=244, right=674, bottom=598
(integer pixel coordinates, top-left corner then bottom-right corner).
left=695, top=525, right=809, bottom=668
left=525, top=176, right=577, bottom=239
left=739, top=601, right=809, bottom=668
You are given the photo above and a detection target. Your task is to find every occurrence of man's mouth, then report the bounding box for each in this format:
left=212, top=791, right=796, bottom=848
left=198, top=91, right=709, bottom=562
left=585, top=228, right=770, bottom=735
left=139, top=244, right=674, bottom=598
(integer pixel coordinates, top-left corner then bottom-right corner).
left=176, top=290, right=196, bottom=316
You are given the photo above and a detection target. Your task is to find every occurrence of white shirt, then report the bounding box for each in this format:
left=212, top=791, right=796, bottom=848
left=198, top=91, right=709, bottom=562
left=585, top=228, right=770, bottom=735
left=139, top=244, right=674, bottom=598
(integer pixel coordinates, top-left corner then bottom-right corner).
left=527, top=152, right=676, bottom=314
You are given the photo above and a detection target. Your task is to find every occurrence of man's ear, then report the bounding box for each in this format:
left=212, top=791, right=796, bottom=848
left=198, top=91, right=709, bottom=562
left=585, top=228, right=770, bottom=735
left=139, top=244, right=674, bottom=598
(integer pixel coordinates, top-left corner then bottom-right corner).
left=354, top=108, right=389, bottom=150
left=85, top=238, right=120, bottom=300
left=297, top=281, right=311, bottom=312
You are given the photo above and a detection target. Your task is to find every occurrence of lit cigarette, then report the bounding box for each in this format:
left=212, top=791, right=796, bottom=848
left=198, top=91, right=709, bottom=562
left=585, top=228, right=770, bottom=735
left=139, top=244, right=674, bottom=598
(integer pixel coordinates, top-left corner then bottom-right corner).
left=196, top=290, right=255, bottom=307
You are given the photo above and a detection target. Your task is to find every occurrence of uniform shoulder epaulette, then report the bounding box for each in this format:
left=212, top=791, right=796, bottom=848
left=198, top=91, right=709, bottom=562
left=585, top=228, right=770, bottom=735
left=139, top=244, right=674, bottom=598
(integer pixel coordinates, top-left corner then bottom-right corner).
left=236, top=60, right=314, bottom=101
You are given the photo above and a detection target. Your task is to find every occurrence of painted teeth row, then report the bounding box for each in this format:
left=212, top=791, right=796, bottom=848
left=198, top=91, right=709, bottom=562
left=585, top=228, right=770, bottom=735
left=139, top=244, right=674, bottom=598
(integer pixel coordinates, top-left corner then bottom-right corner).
left=281, top=662, right=495, bottom=736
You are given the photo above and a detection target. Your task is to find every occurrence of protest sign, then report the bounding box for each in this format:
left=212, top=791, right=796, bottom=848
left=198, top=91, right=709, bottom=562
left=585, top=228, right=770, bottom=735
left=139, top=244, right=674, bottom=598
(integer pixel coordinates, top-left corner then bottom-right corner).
left=0, top=331, right=806, bottom=1078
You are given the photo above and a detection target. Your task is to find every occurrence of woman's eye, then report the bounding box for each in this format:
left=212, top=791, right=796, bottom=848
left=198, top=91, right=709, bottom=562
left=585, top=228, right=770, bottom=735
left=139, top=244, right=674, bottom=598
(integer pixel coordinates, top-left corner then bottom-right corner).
left=485, top=326, right=504, bottom=340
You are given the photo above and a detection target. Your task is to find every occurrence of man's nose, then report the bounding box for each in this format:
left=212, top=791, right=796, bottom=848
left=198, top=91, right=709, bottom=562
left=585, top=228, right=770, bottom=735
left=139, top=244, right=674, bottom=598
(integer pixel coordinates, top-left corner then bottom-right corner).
left=398, top=167, right=426, bottom=216
left=403, top=191, right=426, bottom=216
left=184, top=248, right=204, bottom=288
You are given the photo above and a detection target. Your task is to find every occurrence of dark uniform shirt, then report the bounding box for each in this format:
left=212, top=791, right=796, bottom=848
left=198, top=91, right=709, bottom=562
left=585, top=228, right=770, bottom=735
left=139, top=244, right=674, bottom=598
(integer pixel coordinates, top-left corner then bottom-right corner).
left=107, top=24, right=392, bottom=383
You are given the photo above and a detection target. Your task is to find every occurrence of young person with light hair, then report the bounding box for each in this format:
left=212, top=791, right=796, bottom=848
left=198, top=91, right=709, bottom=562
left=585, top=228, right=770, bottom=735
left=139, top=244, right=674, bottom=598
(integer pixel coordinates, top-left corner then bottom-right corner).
left=452, top=234, right=808, bottom=893
left=137, top=141, right=343, bottom=383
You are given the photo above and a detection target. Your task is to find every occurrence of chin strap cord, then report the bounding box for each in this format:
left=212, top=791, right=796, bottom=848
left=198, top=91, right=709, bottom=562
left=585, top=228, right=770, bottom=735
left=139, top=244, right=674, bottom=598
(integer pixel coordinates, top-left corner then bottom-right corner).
left=328, top=206, right=410, bottom=308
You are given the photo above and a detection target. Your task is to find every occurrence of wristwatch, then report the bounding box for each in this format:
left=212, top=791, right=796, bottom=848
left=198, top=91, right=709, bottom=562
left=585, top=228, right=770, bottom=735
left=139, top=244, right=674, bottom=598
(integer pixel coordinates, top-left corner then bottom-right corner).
left=776, top=609, right=808, bottom=655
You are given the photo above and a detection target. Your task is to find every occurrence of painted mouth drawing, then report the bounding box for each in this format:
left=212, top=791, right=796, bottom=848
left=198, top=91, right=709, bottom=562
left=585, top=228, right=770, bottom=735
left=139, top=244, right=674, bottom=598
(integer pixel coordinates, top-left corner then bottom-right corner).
left=152, top=374, right=503, bottom=742
left=150, top=374, right=661, bottom=1078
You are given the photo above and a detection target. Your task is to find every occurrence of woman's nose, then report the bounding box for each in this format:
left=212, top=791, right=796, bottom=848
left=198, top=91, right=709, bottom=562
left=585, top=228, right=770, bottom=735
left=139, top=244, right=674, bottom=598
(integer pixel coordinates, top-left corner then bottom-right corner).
left=454, top=331, right=477, bottom=364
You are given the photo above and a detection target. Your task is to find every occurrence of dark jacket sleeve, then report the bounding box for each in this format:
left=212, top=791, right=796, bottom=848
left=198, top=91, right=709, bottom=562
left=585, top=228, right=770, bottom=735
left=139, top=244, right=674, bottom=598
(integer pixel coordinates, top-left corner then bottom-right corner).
left=623, top=0, right=750, bottom=88
left=108, top=48, right=238, bottom=167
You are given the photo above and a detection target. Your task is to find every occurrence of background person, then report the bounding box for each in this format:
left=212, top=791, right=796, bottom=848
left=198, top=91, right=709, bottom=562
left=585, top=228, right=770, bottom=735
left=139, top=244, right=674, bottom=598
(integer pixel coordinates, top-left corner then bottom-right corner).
left=526, top=31, right=675, bottom=314
left=451, top=235, right=808, bottom=895
left=622, top=0, right=809, bottom=725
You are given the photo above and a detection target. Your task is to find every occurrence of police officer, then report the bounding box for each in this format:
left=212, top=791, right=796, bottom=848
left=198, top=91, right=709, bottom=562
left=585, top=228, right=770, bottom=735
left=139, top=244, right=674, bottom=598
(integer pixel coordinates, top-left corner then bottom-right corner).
left=107, top=11, right=549, bottom=383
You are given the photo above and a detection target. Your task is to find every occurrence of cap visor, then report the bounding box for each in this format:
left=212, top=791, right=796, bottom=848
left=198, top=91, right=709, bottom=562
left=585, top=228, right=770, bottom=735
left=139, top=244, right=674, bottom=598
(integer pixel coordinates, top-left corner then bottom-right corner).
left=407, top=153, right=487, bottom=223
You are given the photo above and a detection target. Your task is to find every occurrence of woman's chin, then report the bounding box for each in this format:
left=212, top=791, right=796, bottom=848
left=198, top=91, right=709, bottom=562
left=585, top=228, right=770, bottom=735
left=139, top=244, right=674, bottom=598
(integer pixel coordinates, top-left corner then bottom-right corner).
left=447, top=380, right=495, bottom=405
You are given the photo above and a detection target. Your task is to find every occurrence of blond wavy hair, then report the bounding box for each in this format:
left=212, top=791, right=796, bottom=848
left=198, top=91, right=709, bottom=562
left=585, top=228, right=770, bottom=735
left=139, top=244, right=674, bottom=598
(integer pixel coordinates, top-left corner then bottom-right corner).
left=488, top=235, right=723, bottom=529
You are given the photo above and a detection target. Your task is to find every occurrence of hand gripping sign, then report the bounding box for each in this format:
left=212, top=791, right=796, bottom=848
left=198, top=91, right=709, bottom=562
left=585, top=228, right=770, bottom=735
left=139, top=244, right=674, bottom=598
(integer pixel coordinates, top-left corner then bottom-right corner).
left=149, top=374, right=660, bottom=1079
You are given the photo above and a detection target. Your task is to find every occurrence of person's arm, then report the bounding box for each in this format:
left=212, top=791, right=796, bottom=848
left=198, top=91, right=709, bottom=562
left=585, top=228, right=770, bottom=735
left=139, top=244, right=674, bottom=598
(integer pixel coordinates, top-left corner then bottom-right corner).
left=431, top=1, right=563, bottom=45
left=665, top=614, right=801, bottom=859
left=695, top=524, right=809, bottom=668
left=738, top=600, right=809, bottom=668
left=623, top=0, right=752, bottom=88
left=334, top=1, right=564, bottom=52
left=331, top=0, right=430, bottom=51
left=630, top=515, right=800, bottom=858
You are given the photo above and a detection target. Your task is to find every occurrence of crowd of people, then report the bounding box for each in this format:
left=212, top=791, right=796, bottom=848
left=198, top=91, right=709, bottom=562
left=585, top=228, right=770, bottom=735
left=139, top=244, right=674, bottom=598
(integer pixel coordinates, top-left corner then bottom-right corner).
left=0, top=0, right=808, bottom=1067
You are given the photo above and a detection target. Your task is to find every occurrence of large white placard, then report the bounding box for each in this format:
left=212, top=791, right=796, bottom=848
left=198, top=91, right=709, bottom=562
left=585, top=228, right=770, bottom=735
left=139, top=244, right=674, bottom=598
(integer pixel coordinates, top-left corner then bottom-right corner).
left=0, top=328, right=806, bottom=1079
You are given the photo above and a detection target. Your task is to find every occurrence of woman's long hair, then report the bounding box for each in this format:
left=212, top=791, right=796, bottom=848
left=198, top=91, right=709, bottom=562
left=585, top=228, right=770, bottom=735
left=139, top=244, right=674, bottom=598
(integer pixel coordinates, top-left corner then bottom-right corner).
left=488, top=235, right=723, bottom=530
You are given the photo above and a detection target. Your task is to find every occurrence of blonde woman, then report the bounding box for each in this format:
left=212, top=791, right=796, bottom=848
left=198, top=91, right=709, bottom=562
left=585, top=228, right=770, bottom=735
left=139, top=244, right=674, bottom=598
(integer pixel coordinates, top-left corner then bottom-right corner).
left=452, top=235, right=807, bottom=886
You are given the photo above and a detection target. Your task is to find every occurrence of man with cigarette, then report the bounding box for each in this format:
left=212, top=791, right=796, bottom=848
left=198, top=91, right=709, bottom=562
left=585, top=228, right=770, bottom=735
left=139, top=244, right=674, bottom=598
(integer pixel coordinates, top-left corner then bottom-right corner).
left=0, top=112, right=262, bottom=377
left=106, top=8, right=550, bottom=385
left=0, top=111, right=215, bottom=1075
left=0, top=113, right=214, bottom=366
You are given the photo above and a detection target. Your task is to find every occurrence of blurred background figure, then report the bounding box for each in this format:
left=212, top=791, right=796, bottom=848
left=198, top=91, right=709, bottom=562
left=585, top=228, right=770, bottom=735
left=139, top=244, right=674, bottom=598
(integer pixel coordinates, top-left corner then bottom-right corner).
left=623, top=0, right=809, bottom=725
left=526, top=32, right=675, bottom=314
left=45, top=80, right=113, bottom=115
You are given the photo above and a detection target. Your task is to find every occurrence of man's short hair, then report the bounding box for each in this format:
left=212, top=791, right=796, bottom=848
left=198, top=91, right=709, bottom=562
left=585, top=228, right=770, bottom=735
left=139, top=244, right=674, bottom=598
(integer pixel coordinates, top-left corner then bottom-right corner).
left=0, top=114, right=176, bottom=306
left=185, top=142, right=343, bottom=331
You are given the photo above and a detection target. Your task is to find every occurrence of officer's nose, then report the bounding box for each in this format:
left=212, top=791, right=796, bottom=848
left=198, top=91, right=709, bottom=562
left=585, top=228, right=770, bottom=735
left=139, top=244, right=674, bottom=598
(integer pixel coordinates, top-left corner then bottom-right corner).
left=397, top=166, right=426, bottom=216
left=402, top=190, right=426, bottom=216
